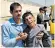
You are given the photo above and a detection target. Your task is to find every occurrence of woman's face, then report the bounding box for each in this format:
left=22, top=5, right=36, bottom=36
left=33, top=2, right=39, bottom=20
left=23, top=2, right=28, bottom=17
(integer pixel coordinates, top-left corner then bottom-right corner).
left=25, top=14, right=35, bottom=27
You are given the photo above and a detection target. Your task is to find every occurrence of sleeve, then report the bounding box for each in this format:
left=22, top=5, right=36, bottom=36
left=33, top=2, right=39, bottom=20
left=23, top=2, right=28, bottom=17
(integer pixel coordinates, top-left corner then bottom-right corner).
left=42, top=25, right=52, bottom=47
left=37, top=14, right=42, bottom=24
left=1, top=25, right=17, bottom=47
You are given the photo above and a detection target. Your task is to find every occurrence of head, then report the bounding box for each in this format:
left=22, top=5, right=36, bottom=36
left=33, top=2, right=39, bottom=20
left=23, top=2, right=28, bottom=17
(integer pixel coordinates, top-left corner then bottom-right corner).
left=10, top=2, right=22, bottom=19
left=43, top=6, right=47, bottom=12
left=39, top=7, right=44, bottom=13
left=22, top=12, right=35, bottom=27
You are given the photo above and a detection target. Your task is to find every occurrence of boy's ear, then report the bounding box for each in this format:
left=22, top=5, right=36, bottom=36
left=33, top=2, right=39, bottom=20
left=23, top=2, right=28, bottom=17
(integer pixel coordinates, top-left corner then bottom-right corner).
left=33, top=16, right=35, bottom=21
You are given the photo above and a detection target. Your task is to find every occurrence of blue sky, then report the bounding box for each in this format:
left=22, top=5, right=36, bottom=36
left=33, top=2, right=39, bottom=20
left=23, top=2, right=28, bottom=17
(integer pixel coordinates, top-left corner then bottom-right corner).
left=29, top=0, right=54, bottom=6
left=9, top=0, right=54, bottom=6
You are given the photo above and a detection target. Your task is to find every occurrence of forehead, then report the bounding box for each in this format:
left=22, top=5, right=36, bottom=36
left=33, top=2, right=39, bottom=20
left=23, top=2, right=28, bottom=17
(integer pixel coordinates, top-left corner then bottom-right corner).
left=25, top=15, right=33, bottom=19
left=14, top=6, right=22, bottom=10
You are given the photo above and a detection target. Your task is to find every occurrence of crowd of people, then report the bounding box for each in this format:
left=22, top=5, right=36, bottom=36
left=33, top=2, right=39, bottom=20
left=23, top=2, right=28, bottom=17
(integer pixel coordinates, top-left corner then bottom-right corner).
left=1, top=2, right=52, bottom=48
left=37, top=6, right=51, bottom=29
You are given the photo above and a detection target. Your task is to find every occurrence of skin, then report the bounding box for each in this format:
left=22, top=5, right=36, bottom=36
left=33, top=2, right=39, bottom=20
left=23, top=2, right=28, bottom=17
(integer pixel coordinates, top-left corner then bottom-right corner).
left=44, top=8, right=47, bottom=11
left=40, top=10, right=44, bottom=14
left=25, top=15, right=36, bottom=28
left=10, top=6, right=22, bottom=24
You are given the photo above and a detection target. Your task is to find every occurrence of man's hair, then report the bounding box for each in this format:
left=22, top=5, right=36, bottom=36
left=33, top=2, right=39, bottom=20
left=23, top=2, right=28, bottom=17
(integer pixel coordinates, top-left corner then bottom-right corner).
left=43, top=6, right=47, bottom=9
left=22, top=11, right=33, bottom=23
left=10, top=2, right=22, bottom=12
left=39, top=7, right=44, bottom=11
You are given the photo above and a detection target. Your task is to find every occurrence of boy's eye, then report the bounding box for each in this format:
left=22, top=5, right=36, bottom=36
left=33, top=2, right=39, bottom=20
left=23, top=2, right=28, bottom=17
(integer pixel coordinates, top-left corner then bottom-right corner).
left=25, top=19, right=28, bottom=21
left=29, top=17, right=31, bottom=19
left=19, top=10, right=21, bottom=12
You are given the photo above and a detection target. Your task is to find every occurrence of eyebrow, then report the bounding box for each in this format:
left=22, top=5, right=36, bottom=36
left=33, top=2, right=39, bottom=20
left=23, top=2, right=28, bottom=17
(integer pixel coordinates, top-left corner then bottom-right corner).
left=15, top=10, right=21, bottom=12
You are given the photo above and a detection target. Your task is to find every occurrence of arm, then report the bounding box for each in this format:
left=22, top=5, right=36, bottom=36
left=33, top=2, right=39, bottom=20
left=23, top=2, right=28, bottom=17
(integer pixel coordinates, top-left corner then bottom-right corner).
left=42, top=25, right=52, bottom=47
left=1, top=25, right=17, bottom=47
left=1, top=25, right=24, bottom=47
left=37, top=14, right=42, bottom=24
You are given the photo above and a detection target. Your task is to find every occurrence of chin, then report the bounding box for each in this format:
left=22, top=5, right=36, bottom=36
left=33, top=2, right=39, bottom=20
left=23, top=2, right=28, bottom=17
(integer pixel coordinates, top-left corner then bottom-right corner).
left=29, top=24, right=33, bottom=27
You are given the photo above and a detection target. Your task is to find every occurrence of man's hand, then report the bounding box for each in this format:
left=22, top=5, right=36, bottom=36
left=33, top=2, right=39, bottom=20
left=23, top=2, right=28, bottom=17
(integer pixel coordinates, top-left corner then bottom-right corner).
left=19, top=32, right=28, bottom=40
left=16, top=32, right=28, bottom=40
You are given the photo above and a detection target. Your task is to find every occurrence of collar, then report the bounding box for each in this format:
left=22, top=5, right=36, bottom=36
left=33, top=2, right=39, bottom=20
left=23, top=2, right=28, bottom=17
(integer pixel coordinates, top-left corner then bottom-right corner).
left=9, top=17, right=23, bottom=25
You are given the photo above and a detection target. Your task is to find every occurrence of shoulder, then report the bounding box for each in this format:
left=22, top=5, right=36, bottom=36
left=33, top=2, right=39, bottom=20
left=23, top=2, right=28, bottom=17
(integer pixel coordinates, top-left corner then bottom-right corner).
left=21, top=23, right=27, bottom=30
left=37, top=24, right=44, bottom=27
left=37, top=14, right=39, bottom=16
left=37, top=24, right=44, bottom=29
left=37, top=13, right=40, bottom=16
left=2, top=18, right=13, bottom=27
left=1, top=20, right=10, bottom=28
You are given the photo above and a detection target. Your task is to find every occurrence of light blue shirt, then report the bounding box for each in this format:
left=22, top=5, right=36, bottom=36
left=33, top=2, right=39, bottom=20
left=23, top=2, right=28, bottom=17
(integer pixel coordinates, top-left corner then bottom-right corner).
left=1, top=18, right=27, bottom=47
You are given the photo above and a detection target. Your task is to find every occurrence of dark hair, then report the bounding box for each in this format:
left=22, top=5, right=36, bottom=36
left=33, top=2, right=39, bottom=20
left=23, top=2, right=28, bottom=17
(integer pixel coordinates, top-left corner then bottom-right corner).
left=10, top=2, right=22, bottom=12
left=22, top=11, right=33, bottom=23
left=39, top=7, right=44, bottom=11
left=43, top=6, right=47, bottom=9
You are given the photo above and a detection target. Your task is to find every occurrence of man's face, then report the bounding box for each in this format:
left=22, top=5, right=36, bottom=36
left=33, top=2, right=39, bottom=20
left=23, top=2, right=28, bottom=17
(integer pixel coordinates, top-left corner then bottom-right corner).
left=25, top=15, right=35, bottom=27
left=11, top=6, right=22, bottom=19
left=44, top=8, right=47, bottom=11
left=40, top=10, right=44, bottom=13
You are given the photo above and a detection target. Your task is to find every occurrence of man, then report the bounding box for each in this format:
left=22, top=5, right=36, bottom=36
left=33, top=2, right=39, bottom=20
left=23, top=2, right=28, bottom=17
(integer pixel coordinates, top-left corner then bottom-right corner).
left=43, top=6, right=50, bottom=29
left=1, top=2, right=27, bottom=47
left=37, top=7, right=44, bottom=24
left=22, top=11, right=52, bottom=47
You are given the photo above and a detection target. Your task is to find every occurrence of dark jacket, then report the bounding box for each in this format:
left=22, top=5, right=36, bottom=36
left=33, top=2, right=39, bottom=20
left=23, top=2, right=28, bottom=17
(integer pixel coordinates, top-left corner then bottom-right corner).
left=23, top=24, right=52, bottom=47
left=37, top=14, right=44, bottom=24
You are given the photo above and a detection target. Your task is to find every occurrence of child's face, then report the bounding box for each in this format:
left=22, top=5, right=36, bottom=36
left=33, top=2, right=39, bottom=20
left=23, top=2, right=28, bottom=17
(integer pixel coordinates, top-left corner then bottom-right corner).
left=25, top=15, right=35, bottom=27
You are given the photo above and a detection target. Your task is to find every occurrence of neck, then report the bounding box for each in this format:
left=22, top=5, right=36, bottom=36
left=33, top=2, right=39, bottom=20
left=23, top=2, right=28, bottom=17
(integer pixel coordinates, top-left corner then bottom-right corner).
left=30, top=23, right=36, bottom=29
left=13, top=18, right=21, bottom=24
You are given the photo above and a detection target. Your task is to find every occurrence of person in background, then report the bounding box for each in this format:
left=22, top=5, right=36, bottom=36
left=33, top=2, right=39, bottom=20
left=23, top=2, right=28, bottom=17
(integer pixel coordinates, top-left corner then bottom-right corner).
left=1, top=2, right=27, bottom=47
left=37, top=7, right=44, bottom=24
left=43, top=6, right=50, bottom=29
left=22, top=11, right=52, bottom=47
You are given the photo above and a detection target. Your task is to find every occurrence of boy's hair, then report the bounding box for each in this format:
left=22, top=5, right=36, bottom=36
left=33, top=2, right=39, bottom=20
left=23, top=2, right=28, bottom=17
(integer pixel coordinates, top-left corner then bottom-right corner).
left=39, top=7, right=44, bottom=11
left=10, top=2, right=22, bottom=12
left=22, top=11, right=33, bottom=23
